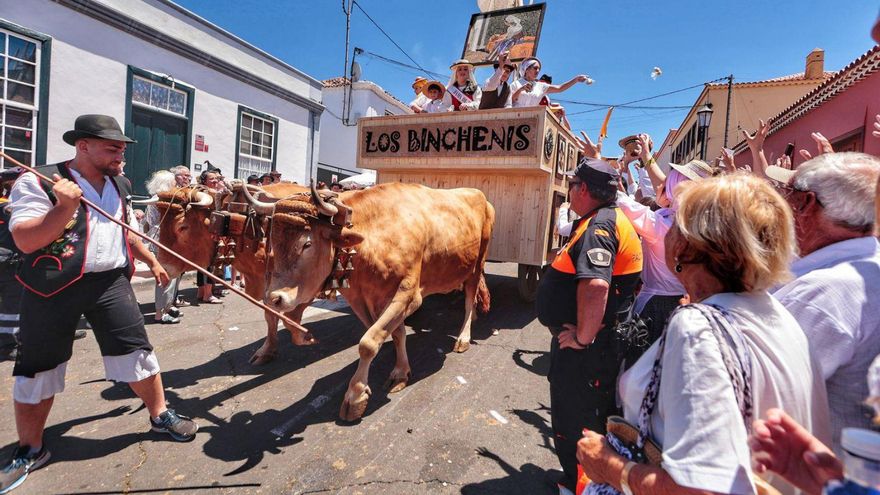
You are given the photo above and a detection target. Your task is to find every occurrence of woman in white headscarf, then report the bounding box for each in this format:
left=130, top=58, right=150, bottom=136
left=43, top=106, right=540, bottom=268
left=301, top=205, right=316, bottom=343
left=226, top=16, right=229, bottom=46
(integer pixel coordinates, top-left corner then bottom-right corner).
left=511, top=57, right=590, bottom=108
left=445, top=59, right=482, bottom=111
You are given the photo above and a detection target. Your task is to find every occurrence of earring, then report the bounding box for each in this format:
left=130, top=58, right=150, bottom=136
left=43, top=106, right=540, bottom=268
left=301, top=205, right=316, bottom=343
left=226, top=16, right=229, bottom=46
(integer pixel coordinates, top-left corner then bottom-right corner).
left=674, top=257, right=683, bottom=273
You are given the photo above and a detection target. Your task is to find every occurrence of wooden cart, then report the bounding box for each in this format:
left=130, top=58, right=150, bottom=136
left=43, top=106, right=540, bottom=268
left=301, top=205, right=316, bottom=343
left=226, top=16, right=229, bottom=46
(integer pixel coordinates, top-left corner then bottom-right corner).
left=357, top=107, right=579, bottom=301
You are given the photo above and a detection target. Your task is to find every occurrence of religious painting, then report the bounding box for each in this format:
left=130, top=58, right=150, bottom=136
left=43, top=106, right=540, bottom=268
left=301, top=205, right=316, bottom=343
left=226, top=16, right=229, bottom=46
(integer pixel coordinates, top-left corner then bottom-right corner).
left=461, top=3, right=546, bottom=67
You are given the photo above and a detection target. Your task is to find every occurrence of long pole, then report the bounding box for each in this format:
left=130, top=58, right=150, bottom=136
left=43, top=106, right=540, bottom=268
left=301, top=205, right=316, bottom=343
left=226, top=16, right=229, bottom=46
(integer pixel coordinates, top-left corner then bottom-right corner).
left=0, top=152, right=309, bottom=335
left=723, top=74, right=734, bottom=148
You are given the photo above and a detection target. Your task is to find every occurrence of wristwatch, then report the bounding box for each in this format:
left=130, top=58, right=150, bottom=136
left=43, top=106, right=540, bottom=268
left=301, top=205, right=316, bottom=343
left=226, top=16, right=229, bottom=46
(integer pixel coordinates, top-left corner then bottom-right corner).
left=620, top=461, right=636, bottom=495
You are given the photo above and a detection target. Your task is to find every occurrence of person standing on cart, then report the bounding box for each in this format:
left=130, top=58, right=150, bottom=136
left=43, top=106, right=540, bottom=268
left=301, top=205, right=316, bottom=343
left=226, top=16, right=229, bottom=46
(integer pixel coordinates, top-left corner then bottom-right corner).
left=536, top=157, right=643, bottom=493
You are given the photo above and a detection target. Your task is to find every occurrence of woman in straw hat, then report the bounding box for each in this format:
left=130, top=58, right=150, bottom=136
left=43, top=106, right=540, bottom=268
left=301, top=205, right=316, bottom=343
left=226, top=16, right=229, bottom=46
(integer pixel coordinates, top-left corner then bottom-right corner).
left=445, top=59, right=482, bottom=111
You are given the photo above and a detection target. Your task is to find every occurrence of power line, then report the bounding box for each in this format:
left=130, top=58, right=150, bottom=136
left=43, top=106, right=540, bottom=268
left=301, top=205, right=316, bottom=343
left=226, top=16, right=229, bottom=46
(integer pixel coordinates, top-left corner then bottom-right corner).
left=566, top=78, right=729, bottom=116
left=356, top=48, right=447, bottom=80
left=352, top=1, right=429, bottom=75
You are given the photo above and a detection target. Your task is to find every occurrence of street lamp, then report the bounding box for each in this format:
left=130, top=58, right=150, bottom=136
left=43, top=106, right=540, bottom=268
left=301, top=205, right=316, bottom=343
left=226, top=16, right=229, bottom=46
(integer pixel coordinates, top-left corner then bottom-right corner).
left=696, top=103, right=714, bottom=161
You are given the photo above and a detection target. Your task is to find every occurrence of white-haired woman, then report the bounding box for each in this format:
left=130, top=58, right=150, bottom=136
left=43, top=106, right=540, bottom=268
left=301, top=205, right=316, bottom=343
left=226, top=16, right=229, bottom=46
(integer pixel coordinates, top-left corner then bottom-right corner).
left=143, top=169, right=183, bottom=324
left=445, top=59, right=482, bottom=111
left=510, top=57, right=590, bottom=108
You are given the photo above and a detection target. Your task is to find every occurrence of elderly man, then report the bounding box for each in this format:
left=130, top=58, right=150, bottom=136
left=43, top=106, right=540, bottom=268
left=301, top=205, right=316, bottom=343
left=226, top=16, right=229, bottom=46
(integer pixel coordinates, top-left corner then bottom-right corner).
left=0, top=115, right=198, bottom=494
left=169, top=165, right=191, bottom=187
left=769, top=152, right=880, bottom=453
left=536, top=156, right=643, bottom=494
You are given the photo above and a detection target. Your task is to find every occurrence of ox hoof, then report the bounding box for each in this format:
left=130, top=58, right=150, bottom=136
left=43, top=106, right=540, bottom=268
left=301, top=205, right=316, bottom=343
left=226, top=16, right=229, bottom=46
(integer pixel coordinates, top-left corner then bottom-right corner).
left=340, top=386, right=371, bottom=422
left=248, top=346, right=278, bottom=366
left=453, top=339, right=471, bottom=353
left=291, top=330, right=319, bottom=346
left=384, top=369, right=411, bottom=393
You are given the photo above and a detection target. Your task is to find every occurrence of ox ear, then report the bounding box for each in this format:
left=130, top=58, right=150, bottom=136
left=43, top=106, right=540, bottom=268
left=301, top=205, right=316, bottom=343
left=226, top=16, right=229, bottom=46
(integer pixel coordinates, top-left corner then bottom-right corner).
left=328, top=228, right=364, bottom=248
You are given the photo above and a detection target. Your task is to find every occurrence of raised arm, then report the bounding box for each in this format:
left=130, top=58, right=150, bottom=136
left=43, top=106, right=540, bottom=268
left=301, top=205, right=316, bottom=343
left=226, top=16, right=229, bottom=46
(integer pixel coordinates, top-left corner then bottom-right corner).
left=741, top=119, right=771, bottom=179
left=546, top=75, right=589, bottom=94
left=637, top=133, right=666, bottom=188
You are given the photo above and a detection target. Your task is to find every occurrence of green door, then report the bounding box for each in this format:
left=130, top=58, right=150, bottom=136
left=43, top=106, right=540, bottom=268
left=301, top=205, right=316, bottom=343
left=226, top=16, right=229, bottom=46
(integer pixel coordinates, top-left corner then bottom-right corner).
left=127, top=108, right=187, bottom=196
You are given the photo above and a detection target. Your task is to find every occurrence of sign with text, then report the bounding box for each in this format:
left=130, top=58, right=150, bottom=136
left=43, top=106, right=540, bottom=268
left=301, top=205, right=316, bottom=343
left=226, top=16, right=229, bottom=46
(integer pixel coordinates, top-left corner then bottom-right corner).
left=360, top=118, right=539, bottom=159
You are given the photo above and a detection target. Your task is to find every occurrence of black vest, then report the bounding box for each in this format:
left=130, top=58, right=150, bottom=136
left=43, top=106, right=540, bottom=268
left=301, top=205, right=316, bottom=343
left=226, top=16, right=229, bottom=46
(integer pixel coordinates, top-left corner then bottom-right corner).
left=17, top=162, right=134, bottom=297
left=479, top=81, right=511, bottom=110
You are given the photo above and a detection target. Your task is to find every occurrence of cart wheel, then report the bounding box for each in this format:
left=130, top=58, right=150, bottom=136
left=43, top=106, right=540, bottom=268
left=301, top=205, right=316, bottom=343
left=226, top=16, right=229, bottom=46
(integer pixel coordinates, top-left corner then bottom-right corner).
left=517, top=264, right=542, bottom=302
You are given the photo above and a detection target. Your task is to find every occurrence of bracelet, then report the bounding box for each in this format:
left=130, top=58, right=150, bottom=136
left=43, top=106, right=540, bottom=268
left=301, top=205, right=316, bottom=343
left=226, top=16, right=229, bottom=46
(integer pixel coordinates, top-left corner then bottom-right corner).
left=620, top=461, right=637, bottom=495
left=645, top=157, right=657, bottom=166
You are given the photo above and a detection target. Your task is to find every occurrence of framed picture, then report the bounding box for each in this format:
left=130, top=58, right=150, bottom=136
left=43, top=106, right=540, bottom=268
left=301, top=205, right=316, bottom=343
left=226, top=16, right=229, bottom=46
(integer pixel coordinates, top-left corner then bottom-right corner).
left=461, top=3, right=546, bottom=67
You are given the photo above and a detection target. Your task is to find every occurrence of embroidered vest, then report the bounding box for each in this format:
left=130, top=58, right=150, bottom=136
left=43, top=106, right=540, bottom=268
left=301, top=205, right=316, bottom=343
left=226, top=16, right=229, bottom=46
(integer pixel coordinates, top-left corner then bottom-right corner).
left=17, top=162, right=134, bottom=297
left=479, top=81, right=510, bottom=110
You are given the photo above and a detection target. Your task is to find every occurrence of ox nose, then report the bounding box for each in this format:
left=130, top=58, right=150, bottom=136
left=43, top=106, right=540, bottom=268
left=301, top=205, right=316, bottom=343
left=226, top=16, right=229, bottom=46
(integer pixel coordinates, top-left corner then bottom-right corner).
left=268, top=290, right=292, bottom=310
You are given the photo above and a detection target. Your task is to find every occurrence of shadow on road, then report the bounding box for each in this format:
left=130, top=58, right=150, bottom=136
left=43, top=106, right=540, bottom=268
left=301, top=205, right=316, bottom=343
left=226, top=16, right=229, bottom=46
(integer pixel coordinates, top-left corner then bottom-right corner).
left=461, top=447, right=556, bottom=495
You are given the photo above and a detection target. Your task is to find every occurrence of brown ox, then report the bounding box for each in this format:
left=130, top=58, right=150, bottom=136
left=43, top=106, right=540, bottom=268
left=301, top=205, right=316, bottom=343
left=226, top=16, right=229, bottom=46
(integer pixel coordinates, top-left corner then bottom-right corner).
left=247, top=182, right=494, bottom=421
left=153, top=183, right=315, bottom=364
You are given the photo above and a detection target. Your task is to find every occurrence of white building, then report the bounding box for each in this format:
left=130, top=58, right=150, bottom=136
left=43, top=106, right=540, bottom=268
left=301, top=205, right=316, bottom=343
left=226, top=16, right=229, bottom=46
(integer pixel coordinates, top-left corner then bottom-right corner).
left=0, top=0, right=324, bottom=195
left=317, top=77, right=409, bottom=184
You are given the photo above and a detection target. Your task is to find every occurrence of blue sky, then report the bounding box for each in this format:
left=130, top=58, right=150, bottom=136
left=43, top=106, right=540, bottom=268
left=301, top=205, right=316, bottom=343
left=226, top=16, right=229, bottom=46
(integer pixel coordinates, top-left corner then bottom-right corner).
left=175, top=0, right=878, bottom=149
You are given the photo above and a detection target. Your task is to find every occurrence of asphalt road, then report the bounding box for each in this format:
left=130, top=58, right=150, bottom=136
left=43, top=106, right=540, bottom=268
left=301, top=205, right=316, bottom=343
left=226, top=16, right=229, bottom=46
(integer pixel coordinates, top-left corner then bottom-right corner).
left=0, top=262, right=562, bottom=495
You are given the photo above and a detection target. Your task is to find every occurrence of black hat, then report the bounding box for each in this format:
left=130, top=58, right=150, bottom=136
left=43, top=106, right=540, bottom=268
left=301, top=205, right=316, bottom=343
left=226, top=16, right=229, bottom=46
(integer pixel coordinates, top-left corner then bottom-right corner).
left=247, top=174, right=259, bottom=182
left=62, top=114, right=136, bottom=146
left=566, top=158, right=620, bottom=189
left=0, top=167, right=22, bottom=181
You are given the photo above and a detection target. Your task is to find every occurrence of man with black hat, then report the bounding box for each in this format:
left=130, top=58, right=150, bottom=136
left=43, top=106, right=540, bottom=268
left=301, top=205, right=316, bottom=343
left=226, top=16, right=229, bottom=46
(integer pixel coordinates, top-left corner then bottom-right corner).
left=536, top=156, right=643, bottom=494
left=479, top=50, right=516, bottom=109
left=0, top=114, right=198, bottom=494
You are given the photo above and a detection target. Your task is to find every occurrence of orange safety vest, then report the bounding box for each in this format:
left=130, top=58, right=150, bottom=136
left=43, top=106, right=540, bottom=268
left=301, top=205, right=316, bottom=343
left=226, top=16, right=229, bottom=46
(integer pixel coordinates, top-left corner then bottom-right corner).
left=551, top=207, right=642, bottom=276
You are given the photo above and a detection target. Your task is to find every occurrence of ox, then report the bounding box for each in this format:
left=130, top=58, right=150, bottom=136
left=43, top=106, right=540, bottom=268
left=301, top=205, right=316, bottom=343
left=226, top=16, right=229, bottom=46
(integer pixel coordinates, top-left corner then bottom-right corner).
left=245, top=182, right=494, bottom=421
left=154, top=183, right=316, bottom=365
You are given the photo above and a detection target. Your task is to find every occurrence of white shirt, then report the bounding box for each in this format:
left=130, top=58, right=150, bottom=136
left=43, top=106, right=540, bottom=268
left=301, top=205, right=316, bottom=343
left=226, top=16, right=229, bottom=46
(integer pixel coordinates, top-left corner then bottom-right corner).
left=616, top=191, right=685, bottom=311
left=636, top=167, right=656, bottom=197
left=510, top=79, right=549, bottom=107
left=773, top=236, right=880, bottom=452
left=422, top=98, right=451, bottom=113
left=409, top=93, right=428, bottom=111
left=10, top=168, right=134, bottom=273
left=618, top=292, right=831, bottom=495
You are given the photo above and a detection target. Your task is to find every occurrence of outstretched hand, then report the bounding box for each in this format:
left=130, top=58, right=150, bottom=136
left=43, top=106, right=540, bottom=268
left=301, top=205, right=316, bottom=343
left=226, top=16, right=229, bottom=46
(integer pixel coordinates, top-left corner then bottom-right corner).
left=799, top=132, right=834, bottom=161
left=750, top=408, right=843, bottom=494
left=574, top=131, right=602, bottom=159
left=637, top=133, right=653, bottom=163
left=742, top=119, right=770, bottom=152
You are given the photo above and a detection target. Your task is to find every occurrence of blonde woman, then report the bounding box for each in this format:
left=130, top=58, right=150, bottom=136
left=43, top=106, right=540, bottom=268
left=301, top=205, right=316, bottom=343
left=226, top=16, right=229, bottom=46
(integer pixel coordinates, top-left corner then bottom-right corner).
left=578, top=174, right=830, bottom=495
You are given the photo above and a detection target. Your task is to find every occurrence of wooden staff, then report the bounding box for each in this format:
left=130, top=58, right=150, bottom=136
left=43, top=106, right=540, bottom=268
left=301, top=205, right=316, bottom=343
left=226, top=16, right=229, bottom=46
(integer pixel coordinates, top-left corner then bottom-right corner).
left=0, top=152, right=309, bottom=335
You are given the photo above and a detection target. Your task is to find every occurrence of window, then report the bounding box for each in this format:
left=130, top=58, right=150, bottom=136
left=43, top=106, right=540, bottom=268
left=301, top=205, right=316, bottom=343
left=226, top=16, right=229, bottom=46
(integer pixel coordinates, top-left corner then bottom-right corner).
left=131, top=76, right=187, bottom=116
left=0, top=29, right=40, bottom=168
left=236, top=108, right=278, bottom=179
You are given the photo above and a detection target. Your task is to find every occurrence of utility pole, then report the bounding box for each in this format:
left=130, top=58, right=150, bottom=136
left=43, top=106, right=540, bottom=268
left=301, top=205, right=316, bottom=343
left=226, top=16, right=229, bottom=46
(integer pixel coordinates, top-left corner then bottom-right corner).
left=723, top=74, right=734, bottom=148
left=342, top=0, right=354, bottom=126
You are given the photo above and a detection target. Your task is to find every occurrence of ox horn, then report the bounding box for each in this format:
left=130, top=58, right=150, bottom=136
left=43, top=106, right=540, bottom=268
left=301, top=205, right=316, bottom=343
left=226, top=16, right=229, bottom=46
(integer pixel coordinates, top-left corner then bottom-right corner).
left=310, top=180, right=338, bottom=217
left=131, top=195, right=160, bottom=205
left=192, top=190, right=215, bottom=207
left=241, top=181, right=278, bottom=216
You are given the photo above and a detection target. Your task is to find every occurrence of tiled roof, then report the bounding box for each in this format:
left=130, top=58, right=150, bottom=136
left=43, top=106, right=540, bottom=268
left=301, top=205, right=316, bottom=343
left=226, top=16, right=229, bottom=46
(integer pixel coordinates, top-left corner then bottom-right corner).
left=322, top=77, right=351, bottom=88
left=707, top=71, right=835, bottom=89
left=732, top=45, right=880, bottom=152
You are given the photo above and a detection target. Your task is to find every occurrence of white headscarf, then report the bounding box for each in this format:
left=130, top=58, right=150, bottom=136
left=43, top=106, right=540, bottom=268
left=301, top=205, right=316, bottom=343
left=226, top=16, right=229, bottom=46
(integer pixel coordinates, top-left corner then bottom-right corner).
left=447, top=64, right=479, bottom=92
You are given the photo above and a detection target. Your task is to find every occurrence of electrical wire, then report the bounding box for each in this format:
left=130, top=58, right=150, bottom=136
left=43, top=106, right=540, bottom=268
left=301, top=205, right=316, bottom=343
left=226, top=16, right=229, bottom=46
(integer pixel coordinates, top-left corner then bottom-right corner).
left=357, top=48, right=447, bottom=79
left=352, top=1, right=430, bottom=75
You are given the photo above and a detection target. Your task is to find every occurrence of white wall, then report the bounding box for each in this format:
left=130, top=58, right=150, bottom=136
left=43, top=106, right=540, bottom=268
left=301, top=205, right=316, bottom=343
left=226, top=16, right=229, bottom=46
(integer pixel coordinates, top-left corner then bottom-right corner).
left=1, top=0, right=321, bottom=184
left=319, top=82, right=409, bottom=175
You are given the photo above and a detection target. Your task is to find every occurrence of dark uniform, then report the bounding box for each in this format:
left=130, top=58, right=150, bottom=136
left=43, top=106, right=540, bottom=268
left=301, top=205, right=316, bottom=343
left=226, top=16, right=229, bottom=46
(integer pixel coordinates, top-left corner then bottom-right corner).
left=536, top=189, right=642, bottom=489
left=0, top=195, right=23, bottom=361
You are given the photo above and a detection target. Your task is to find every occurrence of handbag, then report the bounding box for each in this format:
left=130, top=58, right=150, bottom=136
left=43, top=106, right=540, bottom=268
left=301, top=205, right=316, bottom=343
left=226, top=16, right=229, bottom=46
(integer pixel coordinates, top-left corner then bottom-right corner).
left=582, top=303, right=781, bottom=495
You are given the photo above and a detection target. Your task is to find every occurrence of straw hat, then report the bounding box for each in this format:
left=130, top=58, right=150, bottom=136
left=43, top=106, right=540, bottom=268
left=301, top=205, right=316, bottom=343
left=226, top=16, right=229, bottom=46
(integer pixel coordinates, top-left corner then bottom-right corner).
left=411, top=76, right=428, bottom=89
left=765, top=166, right=796, bottom=185
left=421, top=81, right=446, bottom=98
left=669, top=159, right=716, bottom=182
left=449, top=59, right=474, bottom=70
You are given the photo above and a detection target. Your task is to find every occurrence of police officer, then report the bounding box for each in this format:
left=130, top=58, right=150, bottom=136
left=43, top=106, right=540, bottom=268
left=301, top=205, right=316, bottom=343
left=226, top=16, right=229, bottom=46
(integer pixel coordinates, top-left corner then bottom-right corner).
left=536, top=157, right=643, bottom=493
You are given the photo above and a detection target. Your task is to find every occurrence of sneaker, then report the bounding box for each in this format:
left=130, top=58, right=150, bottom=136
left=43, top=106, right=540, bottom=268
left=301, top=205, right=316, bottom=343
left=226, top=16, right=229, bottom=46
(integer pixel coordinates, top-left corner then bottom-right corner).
left=0, top=445, right=51, bottom=494
left=150, top=410, right=198, bottom=442
left=73, top=329, right=87, bottom=340
left=174, top=298, right=191, bottom=308
left=166, top=307, right=181, bottom=318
